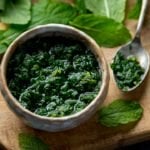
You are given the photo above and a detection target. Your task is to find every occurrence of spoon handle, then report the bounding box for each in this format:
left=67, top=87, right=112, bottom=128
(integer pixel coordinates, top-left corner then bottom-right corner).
left=135, top=0, right=148, bottom=37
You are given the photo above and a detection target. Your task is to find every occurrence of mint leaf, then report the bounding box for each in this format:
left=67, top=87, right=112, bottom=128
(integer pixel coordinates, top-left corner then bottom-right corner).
left=99, top=99, right=143, bottom=127
left=0, top=0, right=5, bottom=11
left=0, top=0, right=78, bottom=54
left=0, top=44, right=8, bottom=54
left=84, top=0, right=126, bottom=22
left=29, top=0, right=78, bottom=28
left=0, top=0, right=31, bottom=24
left=128, top=0, right=142, bottom=19
left=74, top=0, right=87, bottom=14
left=70, top=14, right=131, bottom=47
left=19, top=133, right=49, bottom=150
left=0, top=25, right=27, bottom=54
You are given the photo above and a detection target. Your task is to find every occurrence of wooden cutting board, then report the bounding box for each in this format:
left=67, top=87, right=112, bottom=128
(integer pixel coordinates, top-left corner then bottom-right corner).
left=0, top=1, right=150, bottom=150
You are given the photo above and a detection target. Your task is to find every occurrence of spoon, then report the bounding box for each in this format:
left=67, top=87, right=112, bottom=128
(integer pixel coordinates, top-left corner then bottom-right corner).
left=112, top=0, right=150, bottom=92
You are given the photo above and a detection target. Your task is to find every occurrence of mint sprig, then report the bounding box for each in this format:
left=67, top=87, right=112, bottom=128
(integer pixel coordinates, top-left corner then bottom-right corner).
left=99, top=99, right=143, bottom=127
left=19, top=133, right=50, bottom=150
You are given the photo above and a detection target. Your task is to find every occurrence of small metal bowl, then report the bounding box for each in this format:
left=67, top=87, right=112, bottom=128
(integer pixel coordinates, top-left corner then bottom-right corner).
left=0, top=24, right=109, bottom=132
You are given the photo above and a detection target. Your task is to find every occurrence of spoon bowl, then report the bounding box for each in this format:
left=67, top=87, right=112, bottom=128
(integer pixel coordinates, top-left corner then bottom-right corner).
left=113, top=37, right=149, bottom=91
left=112, top=0, right=150, bottom=92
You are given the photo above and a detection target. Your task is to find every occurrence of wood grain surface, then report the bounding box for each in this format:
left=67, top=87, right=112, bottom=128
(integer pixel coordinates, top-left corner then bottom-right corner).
left=0, top=1, right=150, bottom=150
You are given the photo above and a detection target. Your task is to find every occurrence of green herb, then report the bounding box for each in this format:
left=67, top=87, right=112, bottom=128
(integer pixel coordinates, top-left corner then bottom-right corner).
left=70, top=14, right=131, bottom=47
left=0, top=0, right=132, bottom=54
left=0, top=0, right=77, bottom=54
left=111, top=52, right=144, bottom=91
left=128, top=0, right=142, bottom=19
left=84, top=0, right=126, bottom=22
left=0, top=0, right=31, bottom=25
left=0, top=25, right=27, bottom=54
left=74, top=0, right=87, bottom=14
left=8, top=37, right=101, bottom=117
left=29, top=0, right=78, bottom=28
left=99, top=99, right=143, bottom=127
left=19, top=133, right=49, bottom=150
left=0, top=0, right=5, bottom=11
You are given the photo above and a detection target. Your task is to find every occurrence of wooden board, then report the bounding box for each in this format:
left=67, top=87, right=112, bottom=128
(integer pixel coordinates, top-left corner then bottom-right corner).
left=0, top=1, right=150, bottom=150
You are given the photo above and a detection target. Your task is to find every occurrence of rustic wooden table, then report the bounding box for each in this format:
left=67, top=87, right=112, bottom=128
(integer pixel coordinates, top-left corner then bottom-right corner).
left=0, top=1, right=150, bottom=150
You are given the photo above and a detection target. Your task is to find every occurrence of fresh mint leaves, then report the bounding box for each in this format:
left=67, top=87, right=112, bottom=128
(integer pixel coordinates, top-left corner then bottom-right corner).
left=0, top=0, right=77, bottom=54
left=74, top=0, right=87, bottom=14
left=0, top=25, right=27, bottom=54
left=0, top=0, right=133, bottom=53
left=70, top=14, right=131, bottom=47
left=128, top=0, right=142, bottom=19
left=29, top=0, right=78, bottom=28
left=85, top=0, right=126, bottom=22
left=0, top=0, right=31, bottom=24
left=19, top=133, right=49, bottom=150
left=0, top=0, right=5, bottom=11
left=99, top=99, right=143, bottom=127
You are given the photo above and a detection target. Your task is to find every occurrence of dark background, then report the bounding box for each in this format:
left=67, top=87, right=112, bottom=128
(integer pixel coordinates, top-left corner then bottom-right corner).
left=117, top=140, right=150, bottom=150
